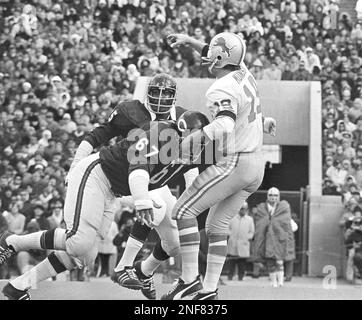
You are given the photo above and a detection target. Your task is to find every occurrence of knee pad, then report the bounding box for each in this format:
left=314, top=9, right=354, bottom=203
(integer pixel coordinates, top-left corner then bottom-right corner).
left=160, top=239, right=180, bottom=258
left=71, top=247, right=98, bottom=270
left=66, top=235, right=95, bottom=261
left=54, top=251, right=77, bottom=271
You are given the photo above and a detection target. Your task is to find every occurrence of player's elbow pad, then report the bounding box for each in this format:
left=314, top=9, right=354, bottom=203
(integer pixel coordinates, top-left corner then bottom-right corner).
left=71, top=141, right=94, bottom=169
left=128, top=169, right=152, bottom=209
left=203, top=116, right=235, bottom=140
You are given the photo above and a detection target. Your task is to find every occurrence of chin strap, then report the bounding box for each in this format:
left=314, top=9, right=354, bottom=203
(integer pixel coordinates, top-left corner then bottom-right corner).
left=201, top=56, right=219, bottom=74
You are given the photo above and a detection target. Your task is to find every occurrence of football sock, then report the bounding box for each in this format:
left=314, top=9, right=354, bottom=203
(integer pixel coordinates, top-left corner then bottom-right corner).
left=141, top=254, right=161, bottom=277
left=270, top=272, right=278, bottom=287
left=11, top=251, right=73, bottom=291
left=202, top=234, right=227, bottom=292
left=141, top=240, right=169, bottom=276
left=114, top=221, right=151, bottom=272
left=276, top=261, right=284, bottom=286
left=177, top=218, right=200, bottom=283
left=115, top=236, right=143, bottom=271
left=6, top=228, right=66, bottom=252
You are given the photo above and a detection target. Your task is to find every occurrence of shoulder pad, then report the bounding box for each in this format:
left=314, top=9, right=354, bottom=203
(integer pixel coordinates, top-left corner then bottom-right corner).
left=118, top=100, right=151, bottom=126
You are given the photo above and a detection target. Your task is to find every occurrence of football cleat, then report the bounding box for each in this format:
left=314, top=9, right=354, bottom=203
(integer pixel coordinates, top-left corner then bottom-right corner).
left=192, top=289, right=218, bottom=300
left=160, top=275, right=203, bottom=300
left=2, top=283, right=31, bottom=300
left=134, top=261, right=156, bottom=300
left=111, top=266, right=143, bottom=290
left=0, top=231, right=16, bottom=265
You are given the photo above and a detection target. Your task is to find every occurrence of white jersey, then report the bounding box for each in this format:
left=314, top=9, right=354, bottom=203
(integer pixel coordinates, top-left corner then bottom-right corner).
left=205, top=64, right=263, bottom=154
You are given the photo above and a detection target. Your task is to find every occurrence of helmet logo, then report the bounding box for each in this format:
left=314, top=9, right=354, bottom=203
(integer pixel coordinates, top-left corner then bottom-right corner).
left=213, top=37, right=235, bottom=57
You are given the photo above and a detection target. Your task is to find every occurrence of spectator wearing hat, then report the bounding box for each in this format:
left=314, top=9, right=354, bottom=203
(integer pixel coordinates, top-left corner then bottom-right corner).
left=303, top=47, right=321, bottom=74
left=341, top=158, right=355, bottom=177
left=292, top=59, right=312, bottom=81
left=333, top=144, right=347, bottom=163
left=280, top=0, right=297, bottom=14
left=351, top=23, right=362, bottom=42
left=322, top=112, right=337, bottom=133
left=326, top=159, right=348, bottom=191
left=263, top=60, right=282, bottom=80
left=263, top=1, right=279, bottom=23
left=251, top=188, right=294, bottom=287
left=342, top=178, right=360, bottom=203
left=323, top=177, right=340, bottom=195
left=334, top=120, right=348, bottom=142
left=59, top=113, right=77, bottom=134
left=250, top=58, right=265, bottom=80
left=323, top=154, right=335, bottom=173
left=226, top=202, right=254, bottom=281
left=342, top=137, right=356, bottom=159
left=149, top=0, right=166, bottom=19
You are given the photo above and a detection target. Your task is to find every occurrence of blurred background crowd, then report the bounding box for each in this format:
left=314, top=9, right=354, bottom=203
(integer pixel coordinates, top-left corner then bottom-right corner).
left=0, top=0, right=362, bottom=281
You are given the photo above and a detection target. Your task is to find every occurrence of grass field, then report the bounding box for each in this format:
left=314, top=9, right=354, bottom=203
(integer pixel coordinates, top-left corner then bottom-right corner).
left=1, top=275, right=361, bottom=300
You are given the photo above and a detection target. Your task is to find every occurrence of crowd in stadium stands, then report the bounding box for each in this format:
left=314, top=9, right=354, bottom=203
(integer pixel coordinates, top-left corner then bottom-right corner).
left=0, top=0, right=361, bottom=279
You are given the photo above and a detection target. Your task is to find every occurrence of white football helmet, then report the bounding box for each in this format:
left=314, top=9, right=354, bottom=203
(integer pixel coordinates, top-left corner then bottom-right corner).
left=202, top=32, right=246, bottom=72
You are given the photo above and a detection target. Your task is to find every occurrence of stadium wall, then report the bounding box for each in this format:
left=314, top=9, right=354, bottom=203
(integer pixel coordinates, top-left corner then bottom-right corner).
left=134, top=77, right=345, bottom=277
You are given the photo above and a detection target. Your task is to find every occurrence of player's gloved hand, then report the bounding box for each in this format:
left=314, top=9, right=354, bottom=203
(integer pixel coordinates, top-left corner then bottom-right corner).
left=167, top=33, right=192, bottom=48
left=263, top=117, right=277, bottom=136
left=135, top=200, right=162, bottom=226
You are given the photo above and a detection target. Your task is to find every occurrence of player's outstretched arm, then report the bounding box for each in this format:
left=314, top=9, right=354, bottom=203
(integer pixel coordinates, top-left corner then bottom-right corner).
left=167, top=33, right=207, bottom=54
left=129, top=169, right=154, bottom=226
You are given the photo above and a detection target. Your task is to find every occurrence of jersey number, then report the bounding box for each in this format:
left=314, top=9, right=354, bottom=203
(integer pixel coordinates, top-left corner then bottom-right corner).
left=135, top=138, right=159, bottom=158
left=150, top=162, right=184, bottom=186
left=244, top=75, right=261, bottom=123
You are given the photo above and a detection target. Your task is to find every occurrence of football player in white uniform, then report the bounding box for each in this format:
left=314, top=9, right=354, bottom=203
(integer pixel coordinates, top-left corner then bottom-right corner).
left=161, top=32, right=275, bottom=300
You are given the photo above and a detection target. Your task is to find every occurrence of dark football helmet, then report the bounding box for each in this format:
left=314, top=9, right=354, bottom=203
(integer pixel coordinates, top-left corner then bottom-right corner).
left=147, top=73, right=177, bottom=115
left=177, top=110, right=210, bottom=133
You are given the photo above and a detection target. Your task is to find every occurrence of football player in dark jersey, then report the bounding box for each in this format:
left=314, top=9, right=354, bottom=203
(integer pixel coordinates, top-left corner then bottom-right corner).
left=0, top=111, right=209, bottom=300
left=67, top=73, right=199, bottom=299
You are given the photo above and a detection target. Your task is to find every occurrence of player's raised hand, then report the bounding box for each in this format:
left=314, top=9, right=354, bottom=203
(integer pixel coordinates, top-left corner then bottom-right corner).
left=264, top=117, right=277, bottom=136
left=167, top=33, right=191, bottom=48
left=135, top=200, right=162, bottom=226
left=136, top=208, right=154, bottom=226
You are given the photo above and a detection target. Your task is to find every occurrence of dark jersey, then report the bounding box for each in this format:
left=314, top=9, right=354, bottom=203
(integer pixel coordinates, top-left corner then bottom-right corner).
left=99, top=121, right=194, bottom=196
left=83, top=99, right=187, bottom=148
